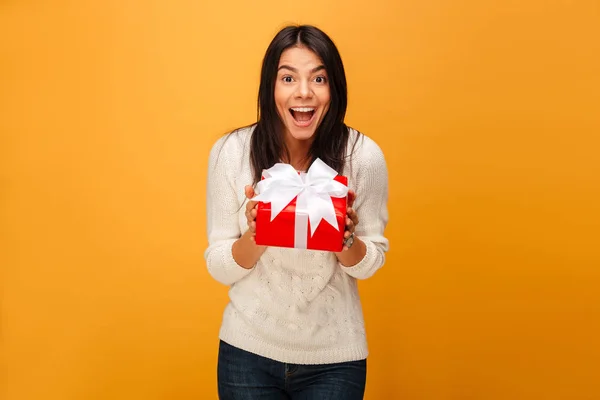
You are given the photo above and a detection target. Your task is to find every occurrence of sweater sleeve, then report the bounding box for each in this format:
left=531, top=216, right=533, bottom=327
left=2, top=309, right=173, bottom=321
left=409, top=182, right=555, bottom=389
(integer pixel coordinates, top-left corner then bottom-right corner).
left=340, top=136, right=390, bottom=279
left=204, top=135, right=254, bottom=286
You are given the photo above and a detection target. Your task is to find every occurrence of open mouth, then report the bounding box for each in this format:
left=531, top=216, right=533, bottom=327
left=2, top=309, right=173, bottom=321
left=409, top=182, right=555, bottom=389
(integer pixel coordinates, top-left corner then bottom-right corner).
left=289, top=107, right=316, bottom=126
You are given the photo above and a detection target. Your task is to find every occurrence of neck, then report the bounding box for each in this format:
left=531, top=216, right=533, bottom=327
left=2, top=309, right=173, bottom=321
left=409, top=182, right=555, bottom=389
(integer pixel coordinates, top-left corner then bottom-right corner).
left=283, top=133, right=312, bottom=171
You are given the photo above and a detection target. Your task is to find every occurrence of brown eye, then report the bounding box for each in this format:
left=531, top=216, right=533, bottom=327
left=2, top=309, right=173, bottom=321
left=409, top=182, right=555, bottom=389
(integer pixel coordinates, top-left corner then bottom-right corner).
left=283, top=76, right=293, bottom=83
left=315, top=76, right=327, bottom=84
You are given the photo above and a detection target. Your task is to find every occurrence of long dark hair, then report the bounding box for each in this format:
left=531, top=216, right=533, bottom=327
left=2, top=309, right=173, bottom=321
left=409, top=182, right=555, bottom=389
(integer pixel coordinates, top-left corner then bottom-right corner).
left=246, top=25, right=359, bottom=184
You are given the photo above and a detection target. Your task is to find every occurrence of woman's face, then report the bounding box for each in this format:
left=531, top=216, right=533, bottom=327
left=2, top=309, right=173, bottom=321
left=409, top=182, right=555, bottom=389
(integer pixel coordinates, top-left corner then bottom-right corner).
left=274, top=46, right=331, bottom=143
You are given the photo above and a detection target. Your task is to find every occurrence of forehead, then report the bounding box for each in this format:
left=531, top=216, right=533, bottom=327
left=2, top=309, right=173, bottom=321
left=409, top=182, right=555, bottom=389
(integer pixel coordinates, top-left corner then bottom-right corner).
left=278, top=46, right=324, bottom=69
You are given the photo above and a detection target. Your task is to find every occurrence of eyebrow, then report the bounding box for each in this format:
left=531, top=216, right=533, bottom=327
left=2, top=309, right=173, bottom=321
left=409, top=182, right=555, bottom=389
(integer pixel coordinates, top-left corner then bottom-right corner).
left=277, top=65, right=326, bottom=74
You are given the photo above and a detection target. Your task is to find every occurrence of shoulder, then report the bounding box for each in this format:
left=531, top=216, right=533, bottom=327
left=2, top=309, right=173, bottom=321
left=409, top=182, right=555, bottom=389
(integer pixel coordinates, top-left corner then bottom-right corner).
left=209, top=124, right=255, bottom=160
left=207, top=125, right=255, bottom=182
left=347, top=127, right=387, bottom=170
left=345, top=128, right=388, bottom=207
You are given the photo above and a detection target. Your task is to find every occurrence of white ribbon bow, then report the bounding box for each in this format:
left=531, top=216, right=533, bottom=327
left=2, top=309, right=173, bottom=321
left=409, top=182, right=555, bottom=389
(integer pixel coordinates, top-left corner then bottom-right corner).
left=252, top=158, right=348, bottom=248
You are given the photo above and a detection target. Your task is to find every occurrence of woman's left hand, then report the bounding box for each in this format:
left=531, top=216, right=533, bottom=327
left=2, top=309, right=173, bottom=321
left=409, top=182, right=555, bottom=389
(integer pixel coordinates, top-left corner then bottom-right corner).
left=342, top=190, right=359, bottom=251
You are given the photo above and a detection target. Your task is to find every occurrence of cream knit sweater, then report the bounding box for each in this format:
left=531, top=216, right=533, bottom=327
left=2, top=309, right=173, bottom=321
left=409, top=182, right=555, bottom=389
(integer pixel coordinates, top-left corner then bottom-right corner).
left=204, top=125, right=389, bottom=365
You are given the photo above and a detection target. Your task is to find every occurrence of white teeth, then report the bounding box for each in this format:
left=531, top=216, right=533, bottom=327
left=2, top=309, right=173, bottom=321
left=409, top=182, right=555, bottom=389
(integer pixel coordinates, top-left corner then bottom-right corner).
left=291, top=107, right=315, bottom=112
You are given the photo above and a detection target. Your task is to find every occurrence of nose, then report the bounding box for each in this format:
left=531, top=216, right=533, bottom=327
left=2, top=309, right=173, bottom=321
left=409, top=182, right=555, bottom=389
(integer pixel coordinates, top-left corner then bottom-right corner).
left=295, top=79, right=313, bottom=99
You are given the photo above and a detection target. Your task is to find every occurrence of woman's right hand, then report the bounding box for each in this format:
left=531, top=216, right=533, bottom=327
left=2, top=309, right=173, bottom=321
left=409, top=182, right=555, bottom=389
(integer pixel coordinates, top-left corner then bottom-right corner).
left=244, top=185, right=260, bottom=242
left=231, top=185, right=265, bottom=269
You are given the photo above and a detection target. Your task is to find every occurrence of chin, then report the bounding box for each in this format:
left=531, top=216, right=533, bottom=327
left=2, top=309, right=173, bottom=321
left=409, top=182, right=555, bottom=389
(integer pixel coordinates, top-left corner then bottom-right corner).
left=287, top=127, right=317, bottom=141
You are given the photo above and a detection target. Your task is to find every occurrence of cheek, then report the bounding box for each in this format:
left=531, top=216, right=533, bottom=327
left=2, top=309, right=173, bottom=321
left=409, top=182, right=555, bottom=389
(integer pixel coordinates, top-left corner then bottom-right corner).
left=274, top=85, right=290, bottom=111
left=319, top=88, right=331, bottom=108
left=274, top=85, right=283, bottom=105
left=321, top=98, right=331, bottom=115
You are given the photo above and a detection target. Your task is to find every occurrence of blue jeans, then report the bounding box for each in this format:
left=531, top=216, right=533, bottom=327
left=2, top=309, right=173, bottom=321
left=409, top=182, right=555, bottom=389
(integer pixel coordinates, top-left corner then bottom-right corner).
left=217, top=340, right=367, bottom=399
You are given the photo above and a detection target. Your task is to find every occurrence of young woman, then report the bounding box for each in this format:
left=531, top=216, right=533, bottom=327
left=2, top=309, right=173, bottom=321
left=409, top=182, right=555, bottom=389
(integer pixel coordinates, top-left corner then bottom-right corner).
left=205, top=24, right=389, bottom=400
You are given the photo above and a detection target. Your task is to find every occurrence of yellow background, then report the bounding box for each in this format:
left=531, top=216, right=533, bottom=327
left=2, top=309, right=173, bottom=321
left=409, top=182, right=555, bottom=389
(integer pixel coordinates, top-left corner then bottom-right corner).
left=2, top=1, right=599, bottom=399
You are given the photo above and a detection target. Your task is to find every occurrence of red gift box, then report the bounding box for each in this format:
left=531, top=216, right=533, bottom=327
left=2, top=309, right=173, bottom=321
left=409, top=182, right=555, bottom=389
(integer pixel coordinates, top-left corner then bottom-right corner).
left=252, top=159, right=349, bottom=252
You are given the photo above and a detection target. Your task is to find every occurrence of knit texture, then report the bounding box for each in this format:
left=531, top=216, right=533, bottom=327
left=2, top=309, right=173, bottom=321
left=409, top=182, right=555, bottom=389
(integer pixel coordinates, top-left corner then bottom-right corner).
left=204, top=125, right=389, bottom=364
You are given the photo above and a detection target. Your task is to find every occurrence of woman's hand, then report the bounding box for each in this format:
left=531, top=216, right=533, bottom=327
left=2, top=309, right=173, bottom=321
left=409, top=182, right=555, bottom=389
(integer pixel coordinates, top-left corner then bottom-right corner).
left=231, top=185, right=266, bottom=269
left=335, top=189, right=366, bottom=265
left=342, top=190, right=359, bottom=251
left=244, top=185, right=260, bottom=243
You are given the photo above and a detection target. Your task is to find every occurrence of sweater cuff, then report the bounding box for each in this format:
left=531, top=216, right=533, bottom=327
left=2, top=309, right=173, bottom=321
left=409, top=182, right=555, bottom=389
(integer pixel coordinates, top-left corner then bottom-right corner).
left=338, top=239, right=379, bottom=279
left=209, top=239, right=255, bottom=285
